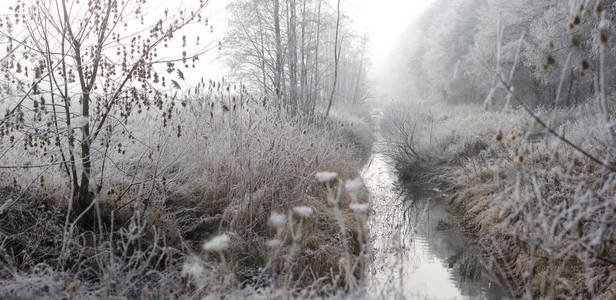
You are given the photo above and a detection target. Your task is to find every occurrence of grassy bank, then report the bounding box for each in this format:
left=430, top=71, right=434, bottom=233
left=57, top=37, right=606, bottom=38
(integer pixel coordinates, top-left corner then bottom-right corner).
left=0, top=89, right=374, bottom=298
left=382, top=101, right=616, bottom=298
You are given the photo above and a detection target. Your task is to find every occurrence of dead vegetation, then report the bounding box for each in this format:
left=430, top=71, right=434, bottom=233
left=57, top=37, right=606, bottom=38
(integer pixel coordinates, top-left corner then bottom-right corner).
left=0, top=96, right=374, bottom=298
left=382, top=99, right=616, bottom=298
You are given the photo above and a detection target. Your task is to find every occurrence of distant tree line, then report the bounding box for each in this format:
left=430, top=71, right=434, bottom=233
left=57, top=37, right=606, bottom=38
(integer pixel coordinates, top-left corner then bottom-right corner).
left=223, top=0, right=369, bottom=117
left=395, top=0, right=615, bottom=108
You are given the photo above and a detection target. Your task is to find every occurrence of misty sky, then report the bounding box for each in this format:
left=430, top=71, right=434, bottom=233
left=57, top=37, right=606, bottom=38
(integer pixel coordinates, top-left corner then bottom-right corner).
left=186, top=0, right=434, bottom=81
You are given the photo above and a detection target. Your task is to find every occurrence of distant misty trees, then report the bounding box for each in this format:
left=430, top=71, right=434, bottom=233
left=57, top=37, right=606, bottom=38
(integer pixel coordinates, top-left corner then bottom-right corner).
left=397, top=0, right=615, bottom=108
left=223, top=0, right=369, bottom=117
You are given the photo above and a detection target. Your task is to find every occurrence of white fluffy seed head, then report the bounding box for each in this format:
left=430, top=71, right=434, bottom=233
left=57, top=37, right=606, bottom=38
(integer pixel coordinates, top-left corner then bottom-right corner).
left=266, top=239, right=282, bottom=248
left=349, top=203, right=369, bottom=214
left=181, top=256, right=205, bottom=278
left=202, top=234, right=230, bottom=252
left=315, top=171, right=338, bottom=183
left=345, top=178, right=363, bottom=193
left=269, top=212, right=286, bottom=228
left=293, top=206, right=313, bottom=217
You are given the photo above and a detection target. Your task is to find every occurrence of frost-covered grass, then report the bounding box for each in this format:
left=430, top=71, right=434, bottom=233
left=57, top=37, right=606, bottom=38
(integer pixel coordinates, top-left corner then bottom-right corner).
left=382, top=99, right=616, bottom=298
left=380, top=100, right=531, bottom=188
left=0, top=88, right=373, bottom=298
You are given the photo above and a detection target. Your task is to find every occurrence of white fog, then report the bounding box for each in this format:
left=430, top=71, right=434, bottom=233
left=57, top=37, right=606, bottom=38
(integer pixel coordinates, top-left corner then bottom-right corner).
left=1, top=0, right=615, bottom=299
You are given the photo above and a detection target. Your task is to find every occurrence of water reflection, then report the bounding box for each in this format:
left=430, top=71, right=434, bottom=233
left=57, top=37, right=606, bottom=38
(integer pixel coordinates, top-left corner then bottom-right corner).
left=362, top=153, right=507, bottom=299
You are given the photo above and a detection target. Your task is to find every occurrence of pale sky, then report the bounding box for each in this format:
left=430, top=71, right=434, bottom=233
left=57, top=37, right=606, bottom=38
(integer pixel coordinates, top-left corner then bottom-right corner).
left=346, top=0, right=434, bottom=73
left=161, top=0, right=435, bottom=81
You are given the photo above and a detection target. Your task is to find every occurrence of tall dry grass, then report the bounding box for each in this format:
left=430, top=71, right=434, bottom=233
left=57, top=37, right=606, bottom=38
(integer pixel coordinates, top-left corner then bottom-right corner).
left=0, top=84, right=374, bottom=298
left=381, top=98, right=616, bottom=298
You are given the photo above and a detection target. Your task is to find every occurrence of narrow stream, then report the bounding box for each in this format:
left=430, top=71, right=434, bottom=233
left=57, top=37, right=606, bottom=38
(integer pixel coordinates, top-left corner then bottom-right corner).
left=362, top=152, right=507, bottom=299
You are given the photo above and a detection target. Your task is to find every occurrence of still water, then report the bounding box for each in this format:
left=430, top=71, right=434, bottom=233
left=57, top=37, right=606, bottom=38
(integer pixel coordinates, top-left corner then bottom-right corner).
left=361, top=152, right=507, bottom=299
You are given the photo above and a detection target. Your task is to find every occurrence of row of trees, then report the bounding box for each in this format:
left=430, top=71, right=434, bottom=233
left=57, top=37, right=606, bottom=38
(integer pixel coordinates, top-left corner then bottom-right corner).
left=223, top=0, right=369, bottom=117
left=391, top=0, right=616, bottom=107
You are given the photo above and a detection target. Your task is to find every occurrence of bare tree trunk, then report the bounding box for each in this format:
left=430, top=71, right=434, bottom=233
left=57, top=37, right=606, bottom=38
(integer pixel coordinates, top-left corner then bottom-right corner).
left=325, top=0, right=341, bottom=118
left=300, top=0, right=308, bottom=115
left=255, top=3, right=268, bottom=96
left=287, top=0, right=298, bottom=115
left=273, top=0, right=284, bottom=111
left=62, top=0, right=112, bottom=216
left=311, top=0, right=322, bottom=118
left=352, top=35, right=367, bottom=104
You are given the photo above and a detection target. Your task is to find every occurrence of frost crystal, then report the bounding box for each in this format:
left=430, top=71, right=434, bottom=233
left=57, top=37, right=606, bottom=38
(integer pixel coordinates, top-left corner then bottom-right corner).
left=349, top=203, right=369, bottom=214
left=345, top=178, right=363, bottom=193
left=266, top=239, right=282, bottom=248
left=315, top=171, right=338, bottom=182
left=293, top=206, right=313, bottom=217
left=202, top=234, right=230, bottom=252
left=269, top=212, right=286, bottom=228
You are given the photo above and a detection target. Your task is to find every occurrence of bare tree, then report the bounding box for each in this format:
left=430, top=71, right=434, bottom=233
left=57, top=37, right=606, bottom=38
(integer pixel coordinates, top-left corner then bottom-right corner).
left=0, top=0, right=209, bottom=220
left=287, top=0, right=299, bottom=114
left=325, top=0, right=341, bottom=118
left=274, top=0, right=284, bottom=108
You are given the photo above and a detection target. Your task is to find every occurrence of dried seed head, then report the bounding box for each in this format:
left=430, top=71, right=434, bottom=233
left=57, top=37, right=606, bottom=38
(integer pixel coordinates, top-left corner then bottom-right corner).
left=202, top=234, right=230, bottom=252
left=496, top=131, right=503, bottom=142
left=601, top=33, right=609, bottom=45
left=349, top=203, right=369, bottom=214
left=269, top=212, right=286, bottom=228
left=547, top=55, right=556, bottom=65
left=292, top=206, right=313, bottom=218
left=582, top=60, right=590, bottom=70
left=266, top=239, right=282, bottom=248
left=315, top=171, right=338, bottom=183
left=344, top=178, right=363, bottom=193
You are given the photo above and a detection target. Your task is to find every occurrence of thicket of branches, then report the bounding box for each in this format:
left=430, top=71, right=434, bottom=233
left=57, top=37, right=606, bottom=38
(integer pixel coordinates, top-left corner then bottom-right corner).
left=0, top=0, right=210, bottom=220
left=223, top=0, right=369, bottom=118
